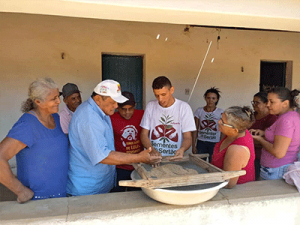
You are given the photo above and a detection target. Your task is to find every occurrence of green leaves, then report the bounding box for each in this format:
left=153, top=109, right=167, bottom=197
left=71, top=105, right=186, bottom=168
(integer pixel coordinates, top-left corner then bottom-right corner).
left=160, top=114, right=173, bottom=126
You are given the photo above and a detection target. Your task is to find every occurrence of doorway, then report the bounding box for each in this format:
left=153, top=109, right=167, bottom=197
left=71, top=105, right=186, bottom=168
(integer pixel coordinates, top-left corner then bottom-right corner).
left=260, top=61, right=292, bottom=92
left=102, top=54, right=144, bottom=109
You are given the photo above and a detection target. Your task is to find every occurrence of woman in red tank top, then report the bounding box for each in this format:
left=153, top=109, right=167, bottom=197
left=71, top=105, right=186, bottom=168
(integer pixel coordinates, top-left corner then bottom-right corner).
left=211, top=106, right=256, bottom=188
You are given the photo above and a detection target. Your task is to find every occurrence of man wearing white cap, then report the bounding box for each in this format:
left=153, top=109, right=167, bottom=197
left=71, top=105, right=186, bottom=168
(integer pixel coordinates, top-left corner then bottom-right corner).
left=67, top=80, right=161, bottom=196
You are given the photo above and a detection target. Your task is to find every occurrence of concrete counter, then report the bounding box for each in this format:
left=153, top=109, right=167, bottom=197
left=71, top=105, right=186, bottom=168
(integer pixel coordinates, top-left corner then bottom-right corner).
left=1, top=180, right=300, bottom=225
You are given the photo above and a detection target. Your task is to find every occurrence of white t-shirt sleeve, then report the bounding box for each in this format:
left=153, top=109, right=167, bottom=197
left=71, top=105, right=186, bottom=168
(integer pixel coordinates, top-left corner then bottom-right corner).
left=140, top=101, right=152, bottom=130
left=194, top=107, right=202, bottom=119
left=219, top=108, right=224, bottom=114
left=181, top=102, right=197, bottom=133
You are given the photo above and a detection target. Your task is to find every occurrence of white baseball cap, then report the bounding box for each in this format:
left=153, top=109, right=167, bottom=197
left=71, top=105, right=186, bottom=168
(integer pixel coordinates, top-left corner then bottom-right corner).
left=94, top=80, right=128, bottom=103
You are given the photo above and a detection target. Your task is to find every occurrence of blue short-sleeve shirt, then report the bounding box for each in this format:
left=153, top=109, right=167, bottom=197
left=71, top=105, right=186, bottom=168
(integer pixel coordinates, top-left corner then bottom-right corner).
left=7, top=113, right=69, bottom=200
left=66, top=97, right=116, bottom=196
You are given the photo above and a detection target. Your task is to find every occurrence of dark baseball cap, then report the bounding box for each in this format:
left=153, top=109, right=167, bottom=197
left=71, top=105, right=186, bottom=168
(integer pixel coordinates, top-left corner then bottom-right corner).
left=60, top=83, right=80, bottom=99
left=118, top=91, right=136, bottom=107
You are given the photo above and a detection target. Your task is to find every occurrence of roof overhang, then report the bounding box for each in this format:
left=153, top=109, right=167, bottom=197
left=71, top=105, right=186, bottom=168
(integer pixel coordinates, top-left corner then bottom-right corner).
left=1, top=0, right=300, bottom=32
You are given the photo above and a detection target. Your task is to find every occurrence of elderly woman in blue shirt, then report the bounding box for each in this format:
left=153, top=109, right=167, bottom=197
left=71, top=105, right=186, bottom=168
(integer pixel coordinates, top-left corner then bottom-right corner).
left=0, top=78, right=68, bottom=203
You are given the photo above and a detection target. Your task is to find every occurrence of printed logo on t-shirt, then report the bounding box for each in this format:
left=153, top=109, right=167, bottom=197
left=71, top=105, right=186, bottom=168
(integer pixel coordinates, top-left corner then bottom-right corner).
left=200, top=113, right=217, bottom=132
left=151, top=114, right=178, bottom=143
left=150, top=115, right=179, bottom=155
left=121, top=125, right=138, bottom=147
left=198, top=113, right=219, bottom=140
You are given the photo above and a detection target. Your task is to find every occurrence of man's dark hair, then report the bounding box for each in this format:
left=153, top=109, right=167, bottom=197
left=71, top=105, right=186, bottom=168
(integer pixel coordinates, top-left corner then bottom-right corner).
left=91, top=92, right=109, bottom=101
left=152, top=76, right=172, bottom=90
left=91, top=91, right=98, bottom=98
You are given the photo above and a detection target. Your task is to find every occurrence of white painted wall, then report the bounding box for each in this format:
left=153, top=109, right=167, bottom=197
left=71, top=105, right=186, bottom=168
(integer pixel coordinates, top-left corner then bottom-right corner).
left=1, top=12, right=300, bottom=143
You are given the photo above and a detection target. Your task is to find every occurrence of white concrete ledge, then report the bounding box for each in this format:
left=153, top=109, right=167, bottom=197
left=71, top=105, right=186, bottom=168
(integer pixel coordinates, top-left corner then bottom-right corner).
left=1, top=180, right=300, bottom=225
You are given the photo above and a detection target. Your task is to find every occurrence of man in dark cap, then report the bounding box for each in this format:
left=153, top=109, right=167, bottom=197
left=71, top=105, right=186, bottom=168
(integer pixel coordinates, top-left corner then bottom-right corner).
left=59, top=83, right=82, bottom=134
left=110, top=91, right=144, bottom=192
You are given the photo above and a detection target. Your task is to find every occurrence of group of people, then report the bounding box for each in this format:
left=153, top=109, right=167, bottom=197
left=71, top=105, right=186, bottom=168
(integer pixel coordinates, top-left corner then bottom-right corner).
left=192, top=86, right=300, bottom=185
left=0, top=75, right=299, bottom=203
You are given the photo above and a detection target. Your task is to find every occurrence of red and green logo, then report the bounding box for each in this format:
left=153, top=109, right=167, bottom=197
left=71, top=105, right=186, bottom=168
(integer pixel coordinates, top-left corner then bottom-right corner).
left=200, top=113, right=217, bottom=131
left=151, top=114, right=178, bottom=143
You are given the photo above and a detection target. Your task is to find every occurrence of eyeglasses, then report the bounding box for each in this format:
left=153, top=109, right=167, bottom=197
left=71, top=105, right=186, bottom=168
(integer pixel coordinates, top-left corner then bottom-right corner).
left=251, top=101, right=261, bottom=106
left=220, top=119, right=234, bottom=128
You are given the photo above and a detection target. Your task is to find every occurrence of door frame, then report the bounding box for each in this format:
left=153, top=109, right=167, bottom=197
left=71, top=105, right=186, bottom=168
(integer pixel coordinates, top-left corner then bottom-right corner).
left=101, top=52, right=146, bottom=109
left=260, top=60, right=293, bottom=91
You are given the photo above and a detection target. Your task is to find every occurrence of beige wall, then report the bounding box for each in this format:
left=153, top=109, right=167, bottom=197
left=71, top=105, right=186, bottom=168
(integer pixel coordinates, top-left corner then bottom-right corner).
left=2, top=0, right=300, bottom=32
left=1, top=12, right=300, bottom=140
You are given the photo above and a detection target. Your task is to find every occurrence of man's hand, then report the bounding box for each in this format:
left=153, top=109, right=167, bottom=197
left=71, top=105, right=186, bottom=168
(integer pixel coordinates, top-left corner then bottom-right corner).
left=17, top=186, right=34, bottom=203
left=192, top=146, right=197, bottom=154
left=151, top=147, right=162, bottom=167
left=139, top=147, right=162, bottom=165
left=149, top=147, right=161, bottom=157
left=169, top=148, right=185, bottom=161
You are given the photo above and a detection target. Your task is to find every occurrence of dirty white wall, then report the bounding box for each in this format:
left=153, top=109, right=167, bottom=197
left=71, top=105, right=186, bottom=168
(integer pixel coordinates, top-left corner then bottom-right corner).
left=1, top=12, right=300, bottom=142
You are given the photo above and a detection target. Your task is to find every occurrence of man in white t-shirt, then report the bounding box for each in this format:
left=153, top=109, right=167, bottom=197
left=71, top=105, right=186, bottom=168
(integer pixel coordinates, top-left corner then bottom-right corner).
left=140, top=76, right=196, bottom=160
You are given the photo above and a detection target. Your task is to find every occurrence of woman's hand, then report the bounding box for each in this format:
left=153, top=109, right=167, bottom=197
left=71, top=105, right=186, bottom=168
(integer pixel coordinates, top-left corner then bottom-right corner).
left=249, top=129, right=265, bottom=137
left=0, top=137, right=32, bottom=203
left=17, top=186, right=34, bottom=203
left=250, top=129, right=265, bottom=142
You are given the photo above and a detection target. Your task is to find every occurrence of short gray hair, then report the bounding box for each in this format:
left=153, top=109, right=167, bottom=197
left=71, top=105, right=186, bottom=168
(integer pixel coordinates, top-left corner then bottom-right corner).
left=224, top=106, right=255, bottom=132
left=21, top=78, right=58, bottom=113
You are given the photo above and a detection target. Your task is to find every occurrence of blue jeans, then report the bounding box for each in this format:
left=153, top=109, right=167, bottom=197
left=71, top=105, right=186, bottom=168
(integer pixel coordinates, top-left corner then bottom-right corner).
left=260, top=164, right=291, bottom=180
left=196, top=140, right=216, bottom=163
left=254, top=158, right=261, bottom=181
